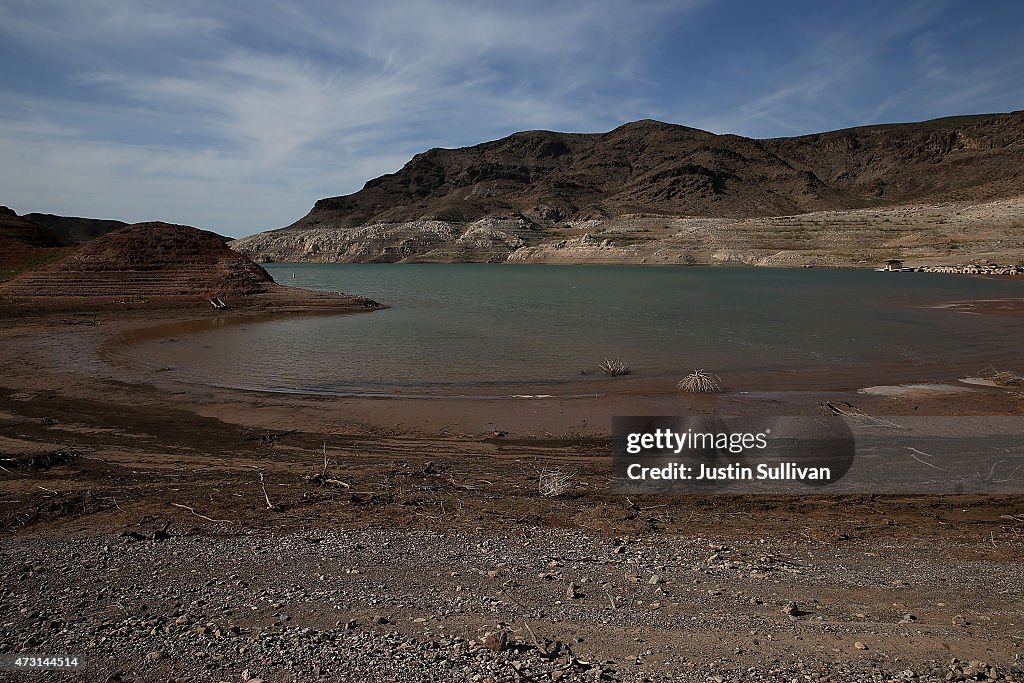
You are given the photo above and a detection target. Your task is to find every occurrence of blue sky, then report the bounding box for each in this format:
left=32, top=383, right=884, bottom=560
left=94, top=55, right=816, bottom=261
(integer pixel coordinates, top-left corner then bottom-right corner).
left=1, top=1, right=1022, bottom=237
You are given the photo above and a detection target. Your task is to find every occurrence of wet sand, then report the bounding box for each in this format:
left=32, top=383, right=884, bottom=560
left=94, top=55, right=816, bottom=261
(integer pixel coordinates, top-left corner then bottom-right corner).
left=3, top=302, right=1024, bottom=525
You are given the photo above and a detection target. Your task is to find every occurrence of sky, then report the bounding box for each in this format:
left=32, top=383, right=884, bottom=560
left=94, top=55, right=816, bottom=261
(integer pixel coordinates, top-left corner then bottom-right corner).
left=1, top=1, right=1022, bottom=238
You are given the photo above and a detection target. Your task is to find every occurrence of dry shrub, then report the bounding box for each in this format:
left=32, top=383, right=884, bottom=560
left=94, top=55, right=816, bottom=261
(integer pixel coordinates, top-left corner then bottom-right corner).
left=538, top=467, right=575, bottom=497
left=598, top=357, right=631, bottom=376
left=676, top=369, right=722, bottom=393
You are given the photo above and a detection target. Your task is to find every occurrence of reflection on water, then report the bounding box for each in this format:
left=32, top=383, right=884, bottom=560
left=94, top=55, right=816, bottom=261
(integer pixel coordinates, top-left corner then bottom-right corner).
left=104, top=264, right=1024, bottom=397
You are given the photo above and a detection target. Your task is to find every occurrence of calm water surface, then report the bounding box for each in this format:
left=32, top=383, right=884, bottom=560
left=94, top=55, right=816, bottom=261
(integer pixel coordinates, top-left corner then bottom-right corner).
left=111, top=265, right=1024, bottom=396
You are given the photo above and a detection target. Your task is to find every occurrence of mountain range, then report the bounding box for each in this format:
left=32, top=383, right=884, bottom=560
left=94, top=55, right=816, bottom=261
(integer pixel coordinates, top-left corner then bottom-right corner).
left=231, top=111, right=1024, bottom=265
left=4, top=111, right=1023, bottom=271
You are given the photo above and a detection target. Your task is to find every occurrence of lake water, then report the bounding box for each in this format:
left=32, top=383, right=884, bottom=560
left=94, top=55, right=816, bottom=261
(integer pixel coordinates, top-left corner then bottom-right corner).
left=111, top=264, right=1024, bottom=397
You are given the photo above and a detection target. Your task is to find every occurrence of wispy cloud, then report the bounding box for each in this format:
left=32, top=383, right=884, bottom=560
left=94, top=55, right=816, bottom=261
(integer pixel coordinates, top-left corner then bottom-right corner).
left=0, top=1, right=697, bottom=234
left=0, top=1, right=1020, bottom=235
left=687, top=1, right=951, bottom=136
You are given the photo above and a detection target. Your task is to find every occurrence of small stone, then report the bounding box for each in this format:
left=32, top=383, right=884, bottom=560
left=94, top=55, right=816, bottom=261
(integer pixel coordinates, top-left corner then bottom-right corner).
left=648, top=574, right=664, bottom=585
left=854, top=641, right=868, bottom=650
left=145, top=650, right=165, bottom=661
left=481, top=630, right=510, bottom=652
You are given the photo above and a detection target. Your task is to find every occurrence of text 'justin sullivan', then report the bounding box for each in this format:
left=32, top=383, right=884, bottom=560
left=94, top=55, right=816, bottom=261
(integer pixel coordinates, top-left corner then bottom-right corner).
left=623, top=428, right=832, bottom=481
left=625, top=461, right=832, bottom=481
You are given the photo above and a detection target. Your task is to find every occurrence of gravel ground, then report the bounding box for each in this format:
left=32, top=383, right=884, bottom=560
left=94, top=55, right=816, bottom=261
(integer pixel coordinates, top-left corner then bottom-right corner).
left=2, top=527, right=1022, bottom=682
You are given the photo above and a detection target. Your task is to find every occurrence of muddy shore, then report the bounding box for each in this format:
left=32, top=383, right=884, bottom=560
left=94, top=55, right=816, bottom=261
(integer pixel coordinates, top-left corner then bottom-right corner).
left=1, top=301, right=1022, bottom=682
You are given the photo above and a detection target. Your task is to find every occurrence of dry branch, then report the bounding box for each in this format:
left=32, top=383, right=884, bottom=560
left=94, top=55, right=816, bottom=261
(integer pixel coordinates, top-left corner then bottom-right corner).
left=170, top=503, right=234, bottom=524
left=821, top=401, right=902, bottom=429
left=257, top=472, right=279, bottom=510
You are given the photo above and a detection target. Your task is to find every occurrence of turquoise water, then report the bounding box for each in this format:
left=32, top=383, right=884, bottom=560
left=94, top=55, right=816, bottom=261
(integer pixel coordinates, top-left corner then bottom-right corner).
left=120, top=264, right=1024, bottom=396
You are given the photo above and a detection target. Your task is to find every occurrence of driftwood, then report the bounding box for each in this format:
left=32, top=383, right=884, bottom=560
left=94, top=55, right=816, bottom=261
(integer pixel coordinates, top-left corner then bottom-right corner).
left=308, top=475, right=350, bottom=489
left=305, top=442, right=352, bottom=489
left=257, top=472, right=279, bottom=510
left=821, top=402, right=902, bottom=429
left=170, top=503, right=234, bottom=524
left=2, top=449, right=80, bottom=471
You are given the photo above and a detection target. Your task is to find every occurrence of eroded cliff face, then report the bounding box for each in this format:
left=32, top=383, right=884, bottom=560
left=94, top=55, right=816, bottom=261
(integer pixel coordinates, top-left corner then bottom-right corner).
left=234, top=216, right=543, bottom=264
left=233, top=196, right=1024, bottom=268
left=231, top=112, right=1024, bottom=266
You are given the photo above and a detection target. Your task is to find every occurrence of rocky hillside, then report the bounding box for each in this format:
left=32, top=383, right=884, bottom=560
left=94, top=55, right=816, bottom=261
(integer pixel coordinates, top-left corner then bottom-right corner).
left=0, top=207, right=130, bottom=279
left=0, top=221, right=384, bottom=312
left=0, top=206, right=62, bottom=247
left=0, top=206, right=67, bottom=277
left=24, top=212, right=127, bottom=245
left=232, top=111, right=1024, bottom=265
left=0, top=222, right=273, bottom=302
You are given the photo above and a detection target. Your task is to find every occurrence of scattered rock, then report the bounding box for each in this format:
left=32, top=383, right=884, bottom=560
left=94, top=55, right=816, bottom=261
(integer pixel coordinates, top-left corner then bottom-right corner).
left=481, top=630, right=510, bottom=652
left=781, top=601, right=804, bottom=618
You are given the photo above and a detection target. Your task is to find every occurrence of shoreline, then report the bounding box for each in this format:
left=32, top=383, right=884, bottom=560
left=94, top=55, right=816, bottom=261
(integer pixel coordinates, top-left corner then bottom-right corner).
left=260, top=258, right=1024, bottom=274
left=90, top=295, right=1024, bottom=404
left=3, top=294, right=1024, bottom=459
left=1, top=298, right=1022, bottom=680
left=7, top=286, right=1024, bottom=414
